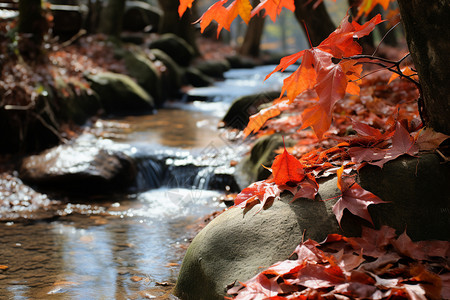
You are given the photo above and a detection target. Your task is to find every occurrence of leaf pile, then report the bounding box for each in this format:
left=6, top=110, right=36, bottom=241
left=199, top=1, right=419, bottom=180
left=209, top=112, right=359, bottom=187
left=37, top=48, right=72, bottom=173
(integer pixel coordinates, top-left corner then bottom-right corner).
left=227, top=226, right=450, bottom=299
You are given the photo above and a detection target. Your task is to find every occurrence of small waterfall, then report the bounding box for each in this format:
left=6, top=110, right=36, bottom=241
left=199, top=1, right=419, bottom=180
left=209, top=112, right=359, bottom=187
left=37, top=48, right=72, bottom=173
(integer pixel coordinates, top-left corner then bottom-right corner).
left=134, top=157, right=165, bottom=191
left=130, top=147, right=242, bottom=193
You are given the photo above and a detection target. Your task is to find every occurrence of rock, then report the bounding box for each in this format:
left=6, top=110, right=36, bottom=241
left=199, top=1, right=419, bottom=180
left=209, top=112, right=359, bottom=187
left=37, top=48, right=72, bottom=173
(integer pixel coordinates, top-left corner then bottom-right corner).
left=116, top=47, right=164, bottom=106
left=149, top=33, right=195, bottom=67
left=222, top=91, right=281, bottom=130
left=184, top=67, right=214, bottom=87
left=54, top=77, right=102, bottom=124
left=174, top=179, right=345, bottom=300
left=149, top=48, right=184, bottom=97
left=357, top=153, right=450, bottom=241
left=123, top=1, right=162, bottom=32
left=19, top=140, right=137, bottom=194
left=174, top=153, right=450, bottom=299
left=225, top=55, right=257, bottom=69
left=193, top=59, right=231, bottom=79
left=86, top=71, right=154, bottom=115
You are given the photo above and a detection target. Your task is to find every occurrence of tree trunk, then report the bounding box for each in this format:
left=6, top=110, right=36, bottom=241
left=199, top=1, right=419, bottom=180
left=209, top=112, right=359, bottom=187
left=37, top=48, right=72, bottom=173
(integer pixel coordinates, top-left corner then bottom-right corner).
left=18, top=0, right=45, bottom=47
left=398, top=0, right=450, bottom=135
left=239, top=0, right=265, bottom=57
left=99, top=0, right=126, bottom=37
left=293, top=0, right=335, bottom=47
left=158, top=0, right=199, bottom=54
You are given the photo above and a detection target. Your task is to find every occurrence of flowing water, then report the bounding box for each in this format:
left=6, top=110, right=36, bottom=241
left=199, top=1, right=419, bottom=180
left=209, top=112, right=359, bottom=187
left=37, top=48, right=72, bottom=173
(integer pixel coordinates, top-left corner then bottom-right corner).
left=0, top=66, right=288, bottom=299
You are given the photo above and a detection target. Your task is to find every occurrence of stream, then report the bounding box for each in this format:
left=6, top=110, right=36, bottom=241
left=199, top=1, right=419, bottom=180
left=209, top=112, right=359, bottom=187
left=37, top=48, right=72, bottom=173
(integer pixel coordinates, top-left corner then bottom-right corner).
left=0, top=65, right=287, bottom=299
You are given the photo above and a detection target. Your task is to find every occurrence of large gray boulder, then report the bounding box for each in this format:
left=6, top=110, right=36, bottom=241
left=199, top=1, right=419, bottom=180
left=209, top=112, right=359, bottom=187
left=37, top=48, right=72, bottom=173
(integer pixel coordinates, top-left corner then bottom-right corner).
left=174, top=153, right=450, bottom=299
left=86, top=71, right=154, bottom=115
left=19, top=139, right=137, bottom=194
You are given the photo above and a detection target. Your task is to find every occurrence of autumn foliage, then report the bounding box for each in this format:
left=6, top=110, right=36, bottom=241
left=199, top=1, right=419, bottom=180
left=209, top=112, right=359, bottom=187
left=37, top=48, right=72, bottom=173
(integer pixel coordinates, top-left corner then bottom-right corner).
left=179, top=0, right=449, bottom=299
left=227, top=226, right=450, bottom=299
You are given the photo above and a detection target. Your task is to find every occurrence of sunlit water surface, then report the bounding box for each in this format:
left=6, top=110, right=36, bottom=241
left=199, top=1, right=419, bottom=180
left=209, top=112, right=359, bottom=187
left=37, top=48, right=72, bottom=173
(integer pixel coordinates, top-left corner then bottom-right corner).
left=0, top=66, right=288, bottom=299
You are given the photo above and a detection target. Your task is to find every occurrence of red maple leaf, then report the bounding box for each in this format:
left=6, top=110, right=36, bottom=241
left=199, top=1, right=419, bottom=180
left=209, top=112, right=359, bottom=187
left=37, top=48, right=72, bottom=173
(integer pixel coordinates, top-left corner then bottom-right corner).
left=234, top=180, right=281, bottom=212
left=349, top=121, right=418, bottom=168
left=265, top=14, right=382, bottom=139
left=271, top=142, right=305, bottom=186
left=332, top=166, right=387, bottom=226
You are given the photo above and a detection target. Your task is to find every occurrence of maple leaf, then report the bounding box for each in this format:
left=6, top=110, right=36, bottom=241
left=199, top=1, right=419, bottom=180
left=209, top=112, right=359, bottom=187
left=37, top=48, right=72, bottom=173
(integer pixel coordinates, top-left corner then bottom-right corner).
left=263, top=14, right=381, bottom=140
left=415, top=127, right=450, bottom=151
left=221, top=0, right=253, bottom=31
left=243, top=98, right=290, bottom=138
left=178, top=0, right=195, bottom=17
left=195, top=0, right=252, bottom=36
left=196, top=0, right=228, bottom=35
left=293, top=174, right=319, bottom=200
left=356, top=0, right=392, bottom=19
left=234, top=180, right=281, bottom=212
left=332, top=166, right=387, bottom=225
left=251, top=0, right=295, bottom=22
left=271, top=142, right=305, bottom=186
left=349, top=121, right=418, bottom=168
left=299, top=104, right=331, bottom=139
left=388, top=66, right=418, bottom=84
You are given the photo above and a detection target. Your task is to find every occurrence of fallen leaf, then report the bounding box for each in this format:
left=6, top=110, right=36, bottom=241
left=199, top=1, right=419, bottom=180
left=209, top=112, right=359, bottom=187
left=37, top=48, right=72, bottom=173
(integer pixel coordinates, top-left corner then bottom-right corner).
left=271, top=143, right=305, bottom=186
left=333, top=166, right=387, bottom=225
left=415, top=127, right=450, bottom=151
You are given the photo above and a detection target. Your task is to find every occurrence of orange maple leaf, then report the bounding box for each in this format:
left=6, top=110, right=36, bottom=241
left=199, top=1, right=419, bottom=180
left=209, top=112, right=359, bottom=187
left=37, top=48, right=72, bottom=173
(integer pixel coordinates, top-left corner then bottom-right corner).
left=196, top=0, right=228, bottom=35
left=251, top=0, right=295, bottom=22
left=178, top=0, right=195, bottom=17
left=356, top=0, right=392, bottom=19
left=264, top=14, right=382, bottom=139
left=243, top=98, right=290, bottom=138
left=387, top=66, right=417, bottom=84
left=196, top=0, right=252, bottom=36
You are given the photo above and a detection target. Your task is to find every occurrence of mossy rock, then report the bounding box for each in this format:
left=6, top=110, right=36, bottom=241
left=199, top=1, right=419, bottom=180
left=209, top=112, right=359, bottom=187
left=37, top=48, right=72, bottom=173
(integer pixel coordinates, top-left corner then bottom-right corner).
left=225, top=55, right=257, bottom=69
left=222, top=91, right=281, bottom=130
left=149, top=33, right=195, bottom=67
left=123, top=1, right=162, bottom=32
left=174, top=153, right=450, bottom=300
left=149, top=48, right=184, bottom=97
left=116, top=46, right=164, bottom=107
left=193, top=59, right=231, bottom=78
left=54, top=77, right=102, bottom=124
left=86, top=71, right=154, bottom=115
left=184, top=67, right=214, bottom=87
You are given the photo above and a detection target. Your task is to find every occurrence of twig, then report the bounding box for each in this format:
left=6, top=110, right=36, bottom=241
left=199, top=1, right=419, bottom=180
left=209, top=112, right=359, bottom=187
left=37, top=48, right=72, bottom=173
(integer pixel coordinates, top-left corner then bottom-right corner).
left=372, top=22, right=401, bottom=56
